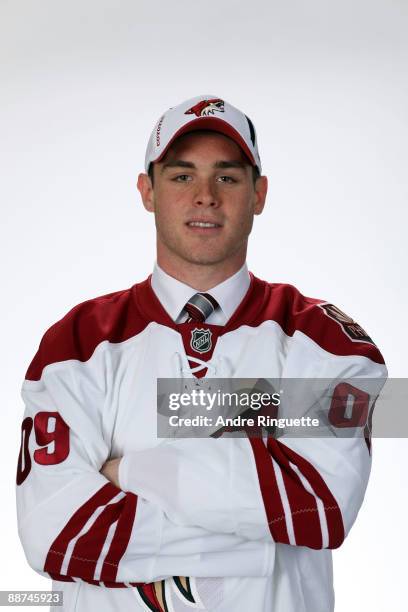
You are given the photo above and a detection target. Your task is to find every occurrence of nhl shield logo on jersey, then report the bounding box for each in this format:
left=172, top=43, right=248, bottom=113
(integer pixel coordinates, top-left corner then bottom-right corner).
left=185, top=98, right=225, bottom=117
left=319, top=303, right=374, bottom=344
left=190, top=328, right=212, bottom=353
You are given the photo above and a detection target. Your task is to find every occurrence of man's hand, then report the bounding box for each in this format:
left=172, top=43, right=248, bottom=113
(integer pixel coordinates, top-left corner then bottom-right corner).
left=100, top=458, right=122, bottom=489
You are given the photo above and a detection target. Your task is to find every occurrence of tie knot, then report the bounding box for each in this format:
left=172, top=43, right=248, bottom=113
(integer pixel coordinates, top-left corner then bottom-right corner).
left=184, top=292, right=219, bottom=323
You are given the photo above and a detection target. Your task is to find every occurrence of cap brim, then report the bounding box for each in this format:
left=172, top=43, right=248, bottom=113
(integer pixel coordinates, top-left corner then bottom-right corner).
left=153, top=117, right=257, bottom=167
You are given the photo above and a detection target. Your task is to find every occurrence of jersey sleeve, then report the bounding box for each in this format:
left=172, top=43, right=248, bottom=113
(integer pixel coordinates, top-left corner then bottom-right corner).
left=118, top=437, right=273, bottom=542
left=118, top=303, right=388, bottom=551
left=16, top=326, right=272, bottom=586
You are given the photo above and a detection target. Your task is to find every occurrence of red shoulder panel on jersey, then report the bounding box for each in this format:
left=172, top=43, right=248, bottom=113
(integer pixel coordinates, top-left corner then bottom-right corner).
left=245, top=278, right=385, bottom=364
left=26, top=287, right=150, bottom=381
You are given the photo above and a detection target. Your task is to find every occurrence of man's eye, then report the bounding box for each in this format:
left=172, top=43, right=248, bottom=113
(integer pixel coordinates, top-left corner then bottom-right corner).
left=173, top=175, right=192, bottom=182
left=217, top=176, right=236, bottom=183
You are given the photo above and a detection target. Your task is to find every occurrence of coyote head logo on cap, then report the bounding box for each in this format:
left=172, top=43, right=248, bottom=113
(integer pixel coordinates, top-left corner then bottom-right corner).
left=185, top=98, right=225, bottom=117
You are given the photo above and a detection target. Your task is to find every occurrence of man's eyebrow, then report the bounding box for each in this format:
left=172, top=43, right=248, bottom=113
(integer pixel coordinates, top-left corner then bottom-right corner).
left=214, top=160, right=247, bottom=170
left=160, top=159, right=248, bottom=173
left=160, top=160, right=195, bottom=173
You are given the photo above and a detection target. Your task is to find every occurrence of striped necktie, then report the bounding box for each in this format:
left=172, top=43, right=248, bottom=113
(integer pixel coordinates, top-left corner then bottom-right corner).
left=184, top=293, right=219, bottom=323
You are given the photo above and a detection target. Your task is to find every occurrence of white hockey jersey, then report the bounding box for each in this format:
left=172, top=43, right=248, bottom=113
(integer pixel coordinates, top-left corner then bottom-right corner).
left=16, top=273, right=387, bottom=612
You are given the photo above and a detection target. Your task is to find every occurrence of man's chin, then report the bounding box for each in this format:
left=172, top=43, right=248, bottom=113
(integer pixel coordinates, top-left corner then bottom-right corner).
left=178, top=250, right=238, bottom=267
left=182, top=255, right=225, bottom=266
left=162, top=238, right=245, bottom=267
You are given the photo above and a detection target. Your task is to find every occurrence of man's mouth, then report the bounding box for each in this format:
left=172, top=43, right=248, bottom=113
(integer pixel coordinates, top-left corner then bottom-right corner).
left=186, top=221, right=222, bottom=228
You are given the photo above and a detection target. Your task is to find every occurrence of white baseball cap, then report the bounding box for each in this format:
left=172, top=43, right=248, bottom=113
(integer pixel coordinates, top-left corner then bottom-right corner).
left=144, top=94, right=262, bottom=174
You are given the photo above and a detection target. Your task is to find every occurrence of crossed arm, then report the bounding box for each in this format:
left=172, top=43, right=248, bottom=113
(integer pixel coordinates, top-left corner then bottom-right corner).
left=18, top=323, right=387, bottom=587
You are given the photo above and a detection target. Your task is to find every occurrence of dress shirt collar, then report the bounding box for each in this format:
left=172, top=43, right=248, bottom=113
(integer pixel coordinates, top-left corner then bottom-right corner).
left=150, top=262, right=251, bottom=323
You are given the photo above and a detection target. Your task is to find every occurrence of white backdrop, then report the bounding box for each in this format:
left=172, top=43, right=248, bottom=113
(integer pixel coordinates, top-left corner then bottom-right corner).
left=1, top=1, right=407, bottom=610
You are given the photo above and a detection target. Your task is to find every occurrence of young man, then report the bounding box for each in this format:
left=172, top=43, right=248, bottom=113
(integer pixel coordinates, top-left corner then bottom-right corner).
left=16, top=95, right=387, bottom=611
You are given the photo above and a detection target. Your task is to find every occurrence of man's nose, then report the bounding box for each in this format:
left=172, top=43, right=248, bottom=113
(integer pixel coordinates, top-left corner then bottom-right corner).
left=193, top=179, right=219, bottom=207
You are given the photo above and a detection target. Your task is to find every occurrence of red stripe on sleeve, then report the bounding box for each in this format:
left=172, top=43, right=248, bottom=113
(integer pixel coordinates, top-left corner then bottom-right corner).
left=248, top=437, right=290, bottom=544
left=268, top=439, right=322, bottom=549
left=272, top=440, right=345, bottom=549
left=249, top=436, right=345, bottom=549
left=100, top=493, right=138, bottom=582
left=44, top=482, right=121, bottom=575
left=67, top=498, right=126, bottom=580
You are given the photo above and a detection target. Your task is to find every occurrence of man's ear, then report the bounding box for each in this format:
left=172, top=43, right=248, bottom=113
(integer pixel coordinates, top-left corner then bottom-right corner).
left=137, top=173, right=155, bottom=212
left=254, top=175, right=268, bottom=215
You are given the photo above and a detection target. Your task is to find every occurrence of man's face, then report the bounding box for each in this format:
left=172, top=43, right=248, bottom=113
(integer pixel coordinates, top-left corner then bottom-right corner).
left=137, top=131, right=267, bottom=268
